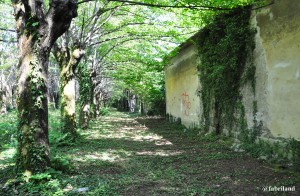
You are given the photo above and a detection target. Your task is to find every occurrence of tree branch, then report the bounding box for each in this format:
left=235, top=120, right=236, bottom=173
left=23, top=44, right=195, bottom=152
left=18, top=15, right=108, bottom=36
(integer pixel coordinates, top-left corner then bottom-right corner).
left=0, top=27, right=16, bottom=33
left=85, top=3, right=121, bottom=44
left=43, top=0, right=78, bottom=48
left=107, top=0, right=233, bottom=11
left=98, top=37, right=144, bottom=63
left=77, top=0, right=274, bottom=11
left=0, top=39, right=17, bottom=43
left=77, top=0, right=94, bottom=5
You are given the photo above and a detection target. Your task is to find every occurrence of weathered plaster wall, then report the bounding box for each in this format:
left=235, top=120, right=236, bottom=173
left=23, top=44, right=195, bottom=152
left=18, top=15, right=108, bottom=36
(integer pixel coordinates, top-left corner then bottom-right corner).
left=248, top=0, right=300, bottom=140
left=165, top=0, right=299, bottom=141
left=165, top=44, right=202, bottom=128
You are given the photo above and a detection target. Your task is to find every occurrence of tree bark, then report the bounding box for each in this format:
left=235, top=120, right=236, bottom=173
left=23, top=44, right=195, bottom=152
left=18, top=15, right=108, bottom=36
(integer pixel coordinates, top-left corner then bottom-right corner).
left=60, top=62, right=77, bottom=135
left=93, top=93, right=100, bottom=118
left=0, top=72, right=7, bottom=114
left=54, top=42, right=85, bottom=136
left=79, top=98, right=90, bottom=129
left=59, top=47, right=85, bottom=136
left=12, top=0, right=77, bottom=174
left=91, top=70, right=98, bottom=118
left=1, top=88, right=7, bottom=114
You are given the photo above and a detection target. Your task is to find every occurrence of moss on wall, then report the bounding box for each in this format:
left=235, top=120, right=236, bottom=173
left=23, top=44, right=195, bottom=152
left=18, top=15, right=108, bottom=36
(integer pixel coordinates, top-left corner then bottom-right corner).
left=196, top=6, right=300, bottom=168
left=197, top=7, right=256, bottom=133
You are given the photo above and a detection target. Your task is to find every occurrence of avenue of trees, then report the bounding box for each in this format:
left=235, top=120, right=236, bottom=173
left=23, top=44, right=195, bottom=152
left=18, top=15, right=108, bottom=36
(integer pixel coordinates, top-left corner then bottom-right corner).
left=0, top=0, right=269, bottom=179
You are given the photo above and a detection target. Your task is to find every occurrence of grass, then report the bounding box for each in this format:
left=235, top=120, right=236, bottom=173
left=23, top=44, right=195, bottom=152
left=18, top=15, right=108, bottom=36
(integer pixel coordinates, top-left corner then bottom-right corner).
left=0, top=108, right=300, bottom=195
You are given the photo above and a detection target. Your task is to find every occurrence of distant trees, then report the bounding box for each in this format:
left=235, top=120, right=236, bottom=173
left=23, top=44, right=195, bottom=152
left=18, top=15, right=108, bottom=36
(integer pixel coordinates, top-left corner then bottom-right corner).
left=0, top=3, right=17, bottom=114
left=0, top=66, right=16, bottom=114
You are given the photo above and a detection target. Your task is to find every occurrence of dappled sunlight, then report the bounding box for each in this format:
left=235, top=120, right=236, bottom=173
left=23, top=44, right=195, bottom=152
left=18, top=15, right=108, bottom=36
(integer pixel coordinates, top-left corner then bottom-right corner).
left=0, top=148, right=16, bottom=161
left=0, top=148, right=16, bottom=169
left=86, top=117, right=174, bottom=147
left=0, top=109, right=298, bottom=195
left=155, top=140, right=173, bottom=146
left=100, top=116, right=135, bottom=123
left=73, top=150, right=132, bottom=163
left=128, top=134, right=173, bottom=145
left=136, top=150, right=184, bottom=157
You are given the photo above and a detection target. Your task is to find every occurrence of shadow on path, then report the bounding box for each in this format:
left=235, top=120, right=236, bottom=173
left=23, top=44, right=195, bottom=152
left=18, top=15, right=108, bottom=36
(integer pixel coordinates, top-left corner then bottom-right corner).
left=50, top=112, right=300, bottom=195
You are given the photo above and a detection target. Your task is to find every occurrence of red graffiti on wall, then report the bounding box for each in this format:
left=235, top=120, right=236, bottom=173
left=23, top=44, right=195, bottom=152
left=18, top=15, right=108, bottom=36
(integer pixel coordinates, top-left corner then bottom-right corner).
left=181, top=91, right=191, bottom=116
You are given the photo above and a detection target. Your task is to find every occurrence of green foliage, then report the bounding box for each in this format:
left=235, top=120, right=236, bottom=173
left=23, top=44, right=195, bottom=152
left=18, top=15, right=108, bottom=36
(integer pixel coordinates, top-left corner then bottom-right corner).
left=197, top=7, right=255, bottom=132
left=15, top=142, right=50, bottom=173
left=162, top=46, right=181, bottom=66
left=288, top=139, right=300, bottom=165
left=0, top=110, right=17, bottom=150
left=78, top=63, right=92, bottom=108
left=15, top=50, right=49, bottom=173
left=2, top=171, right=64, bottom=195
left=29, top=172, right=51, bottom=182
left=194, top=6, right=300, bottom=167
left=238, top=100, right=300, bottom=168
left=109, top=52, right=166, bottom=115
left=24, top=15, right=40, bottom=37
left=147, top=93, right=166, bottom=115
left=100, top=107, right=110, bottom=116
left=27, top=48, right=47, bottom=110
left=51, top=156, right=74, bottom=173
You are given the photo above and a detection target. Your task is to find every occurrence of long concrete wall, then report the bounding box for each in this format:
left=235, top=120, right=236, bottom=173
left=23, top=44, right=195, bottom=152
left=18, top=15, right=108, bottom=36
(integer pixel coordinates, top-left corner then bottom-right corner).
left=165, top=0, right=300, bottom=140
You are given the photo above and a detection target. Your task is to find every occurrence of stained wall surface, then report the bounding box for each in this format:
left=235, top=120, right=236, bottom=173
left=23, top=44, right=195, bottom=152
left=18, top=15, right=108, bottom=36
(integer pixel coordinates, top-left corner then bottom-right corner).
left=165, top=0, right=300, bottom=140
left=165, top=44, right=202, bottom=128
left=250, top=0, right=300, bottom=140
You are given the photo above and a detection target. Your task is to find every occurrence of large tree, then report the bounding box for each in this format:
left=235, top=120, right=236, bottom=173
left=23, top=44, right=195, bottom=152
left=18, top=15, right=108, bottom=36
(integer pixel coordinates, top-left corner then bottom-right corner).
left=53, top=34, right=85, bottom=137
left=12, top=0, right=77, bottom=174
left=52, top=0, right=116, bottom=134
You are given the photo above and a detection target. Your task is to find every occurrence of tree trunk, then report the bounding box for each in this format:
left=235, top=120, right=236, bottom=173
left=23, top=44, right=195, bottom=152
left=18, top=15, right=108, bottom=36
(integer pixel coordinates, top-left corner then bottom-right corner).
left=141, top=100, right=145, bottom=115
left=16, top=40, right=50, bottom=173
left=60, top=71, right=76, bottom=135
left=1, top=88, right=7, bottom=114
left=11, top=85, right=16, bottom=109
left=0, top=71, right=7, bottom=114
left=53, top=91, right=59, bottom=109
left=79, top=99, right=90, bottom=129
left=55, top=45, right=85, bottom=136
left=91, top=70, right=98, bottom=118
left=214, top=101, right=221, bottom=134
left=93, top=93, right=100, bottom=118
left=13, top=0, right=77, bottom=174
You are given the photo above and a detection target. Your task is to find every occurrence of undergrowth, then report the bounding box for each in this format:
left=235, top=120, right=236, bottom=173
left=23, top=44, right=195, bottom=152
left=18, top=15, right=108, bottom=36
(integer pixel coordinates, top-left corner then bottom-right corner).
left=1, top=109, right=299, bottom=195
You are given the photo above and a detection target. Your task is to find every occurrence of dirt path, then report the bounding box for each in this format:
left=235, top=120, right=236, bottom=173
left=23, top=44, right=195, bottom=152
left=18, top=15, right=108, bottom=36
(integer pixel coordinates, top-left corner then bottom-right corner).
left=2, top=110, right=298, bottom=195
left=51, top=110, right=298, bottom=195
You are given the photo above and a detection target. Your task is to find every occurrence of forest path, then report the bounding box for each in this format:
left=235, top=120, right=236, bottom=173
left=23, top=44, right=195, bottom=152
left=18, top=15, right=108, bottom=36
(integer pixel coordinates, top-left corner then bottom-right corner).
left=57, top=110, right=299, bottom=195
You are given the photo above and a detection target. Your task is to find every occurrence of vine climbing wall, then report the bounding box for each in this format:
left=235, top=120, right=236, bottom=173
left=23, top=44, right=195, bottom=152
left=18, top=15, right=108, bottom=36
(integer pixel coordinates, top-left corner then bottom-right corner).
left=165, top=0, right=300, bottom=163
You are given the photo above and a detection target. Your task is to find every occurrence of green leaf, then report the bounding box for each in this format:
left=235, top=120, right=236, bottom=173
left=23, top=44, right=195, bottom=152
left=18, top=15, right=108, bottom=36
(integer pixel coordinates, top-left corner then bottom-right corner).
left=32, top=22, right=39, bottom=27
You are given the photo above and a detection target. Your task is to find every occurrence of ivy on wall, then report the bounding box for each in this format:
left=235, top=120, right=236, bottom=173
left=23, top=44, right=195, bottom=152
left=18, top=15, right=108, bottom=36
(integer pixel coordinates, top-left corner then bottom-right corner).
left=197, top=7, right=256, bottom=134
left=196, top=7, right=300, bottom=168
